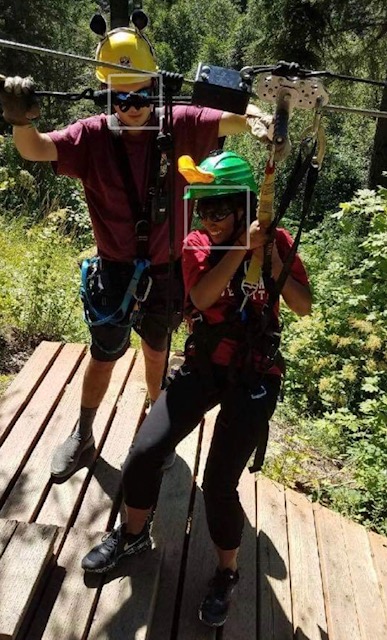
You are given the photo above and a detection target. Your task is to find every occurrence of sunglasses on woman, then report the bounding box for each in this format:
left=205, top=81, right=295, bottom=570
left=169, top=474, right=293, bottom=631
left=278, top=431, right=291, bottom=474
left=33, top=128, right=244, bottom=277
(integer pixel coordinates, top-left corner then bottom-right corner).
left=197, top=201, right=235, bottom=222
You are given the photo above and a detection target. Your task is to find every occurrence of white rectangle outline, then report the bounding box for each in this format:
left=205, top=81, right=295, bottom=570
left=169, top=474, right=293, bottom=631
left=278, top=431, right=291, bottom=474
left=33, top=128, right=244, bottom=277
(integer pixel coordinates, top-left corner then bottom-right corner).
left=106, top=72, right=164, bottom=132
left=183, top=185, right=251, bottom=250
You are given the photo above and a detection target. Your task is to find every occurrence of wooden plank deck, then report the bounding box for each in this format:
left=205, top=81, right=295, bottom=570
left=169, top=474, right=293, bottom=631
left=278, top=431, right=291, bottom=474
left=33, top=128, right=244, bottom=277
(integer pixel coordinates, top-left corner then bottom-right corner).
left=0, top=341, right=387, bottom=640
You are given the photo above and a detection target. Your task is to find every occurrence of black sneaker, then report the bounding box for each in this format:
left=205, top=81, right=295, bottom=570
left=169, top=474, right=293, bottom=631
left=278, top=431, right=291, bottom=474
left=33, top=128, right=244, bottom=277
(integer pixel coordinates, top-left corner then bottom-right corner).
left=198, top=567, right=239, bottom=627
left=81, top=523, right=152, bottom=573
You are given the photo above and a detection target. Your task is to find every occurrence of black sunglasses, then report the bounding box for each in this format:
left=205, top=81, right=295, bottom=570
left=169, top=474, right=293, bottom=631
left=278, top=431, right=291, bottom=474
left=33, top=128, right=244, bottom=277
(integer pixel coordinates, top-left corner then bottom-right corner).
left=197, top=200, right=235, bottom=222
left=113, top=87, right=154, bottom=111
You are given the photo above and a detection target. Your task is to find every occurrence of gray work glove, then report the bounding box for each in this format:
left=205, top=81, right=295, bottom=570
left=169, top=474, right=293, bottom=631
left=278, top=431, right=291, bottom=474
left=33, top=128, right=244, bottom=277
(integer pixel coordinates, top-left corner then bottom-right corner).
left=246, top=112, right=292, bottom=163
left=0, top=75, right=40, bottom=126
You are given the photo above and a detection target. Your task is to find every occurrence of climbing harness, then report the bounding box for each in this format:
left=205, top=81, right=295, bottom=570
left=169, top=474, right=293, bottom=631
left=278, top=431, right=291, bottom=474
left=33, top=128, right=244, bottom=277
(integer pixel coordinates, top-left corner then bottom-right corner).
left=80, top=256, right=151, bottom=328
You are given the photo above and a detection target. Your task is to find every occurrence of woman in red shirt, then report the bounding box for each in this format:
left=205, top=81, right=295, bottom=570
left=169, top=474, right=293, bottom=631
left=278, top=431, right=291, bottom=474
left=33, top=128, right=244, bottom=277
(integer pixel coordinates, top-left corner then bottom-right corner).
left=81, top=150, right=312, bottom=628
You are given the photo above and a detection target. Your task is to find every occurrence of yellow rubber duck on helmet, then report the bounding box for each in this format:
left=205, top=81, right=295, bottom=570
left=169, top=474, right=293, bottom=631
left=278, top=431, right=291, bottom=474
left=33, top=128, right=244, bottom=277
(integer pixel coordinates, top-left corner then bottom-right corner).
left=93, top=11, right=157, bottom=85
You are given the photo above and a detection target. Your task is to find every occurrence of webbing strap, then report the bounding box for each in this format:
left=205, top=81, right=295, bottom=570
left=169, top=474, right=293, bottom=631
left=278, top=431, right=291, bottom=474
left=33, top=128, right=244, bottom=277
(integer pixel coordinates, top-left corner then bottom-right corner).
left=108, top=112, right=162, bottom=260
left=269, top=140, right=317, bottom=232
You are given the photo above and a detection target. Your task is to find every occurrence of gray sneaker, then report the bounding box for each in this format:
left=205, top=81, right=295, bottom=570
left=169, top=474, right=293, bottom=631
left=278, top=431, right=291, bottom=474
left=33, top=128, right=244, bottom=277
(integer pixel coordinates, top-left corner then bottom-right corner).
left=51, top=426, right=95, bottom=478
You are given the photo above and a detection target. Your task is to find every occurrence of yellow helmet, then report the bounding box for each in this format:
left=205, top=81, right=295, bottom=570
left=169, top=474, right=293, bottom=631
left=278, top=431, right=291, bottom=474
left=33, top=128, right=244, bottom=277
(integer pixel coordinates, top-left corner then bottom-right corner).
left=95, top=27, right=157, bottom=85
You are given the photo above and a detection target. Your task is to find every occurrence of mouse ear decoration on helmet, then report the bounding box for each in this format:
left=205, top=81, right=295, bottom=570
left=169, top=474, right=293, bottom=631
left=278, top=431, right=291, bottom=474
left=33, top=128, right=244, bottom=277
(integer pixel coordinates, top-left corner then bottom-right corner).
left=90, top=14, right=107, bottom=38
left=130, top=10, right=156, bottom=62
left=94, top=11, right=157, bottom=85
left=131, top=10, right=149, bottom=32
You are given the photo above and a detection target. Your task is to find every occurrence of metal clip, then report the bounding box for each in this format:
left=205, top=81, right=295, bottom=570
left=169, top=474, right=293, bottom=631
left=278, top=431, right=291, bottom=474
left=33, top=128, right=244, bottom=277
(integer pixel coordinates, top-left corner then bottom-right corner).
left=239, top=281, right=260, bottom=312
left=134, top=275, right=153, bottom=302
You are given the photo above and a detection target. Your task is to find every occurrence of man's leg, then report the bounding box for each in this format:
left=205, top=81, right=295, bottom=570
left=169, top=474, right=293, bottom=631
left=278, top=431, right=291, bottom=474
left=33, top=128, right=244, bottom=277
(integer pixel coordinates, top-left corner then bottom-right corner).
left=51, top=357, right=117, bottom=478
left=141, top=338, right=166, bottom=403
left=81, top=357, right=116, bottom=408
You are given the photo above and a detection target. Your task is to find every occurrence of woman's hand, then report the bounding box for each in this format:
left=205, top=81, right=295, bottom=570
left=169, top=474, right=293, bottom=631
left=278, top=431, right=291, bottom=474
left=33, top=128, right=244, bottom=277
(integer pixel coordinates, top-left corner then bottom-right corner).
left=237, top=220, right=267, bottom=251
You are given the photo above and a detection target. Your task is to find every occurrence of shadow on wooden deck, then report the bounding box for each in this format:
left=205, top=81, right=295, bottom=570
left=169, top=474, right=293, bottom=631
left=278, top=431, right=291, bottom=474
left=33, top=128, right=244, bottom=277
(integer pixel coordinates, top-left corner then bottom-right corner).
left=0, top=342, right=386, bottom=640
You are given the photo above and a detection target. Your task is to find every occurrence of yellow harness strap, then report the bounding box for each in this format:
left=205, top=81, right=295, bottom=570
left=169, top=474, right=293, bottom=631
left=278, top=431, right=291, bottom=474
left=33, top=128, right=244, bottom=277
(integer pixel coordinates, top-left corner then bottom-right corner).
left=243, top=160, right=275, bottom=287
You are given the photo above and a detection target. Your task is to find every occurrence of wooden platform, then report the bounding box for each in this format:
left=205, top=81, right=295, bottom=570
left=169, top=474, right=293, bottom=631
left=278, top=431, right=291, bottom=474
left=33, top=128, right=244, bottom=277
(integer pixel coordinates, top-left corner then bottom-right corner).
left=0, top=341, right=387, bottom=640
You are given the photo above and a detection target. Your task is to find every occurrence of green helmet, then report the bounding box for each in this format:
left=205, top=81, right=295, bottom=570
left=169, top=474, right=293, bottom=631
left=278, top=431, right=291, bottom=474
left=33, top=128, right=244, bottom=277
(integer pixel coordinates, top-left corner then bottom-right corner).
left=179, top=151, right=258, bottom=200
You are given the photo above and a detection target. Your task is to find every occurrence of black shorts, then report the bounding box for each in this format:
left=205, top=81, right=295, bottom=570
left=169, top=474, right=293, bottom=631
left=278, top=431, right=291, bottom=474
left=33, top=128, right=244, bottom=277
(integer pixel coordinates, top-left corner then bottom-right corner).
left=83, top=259, right=184, bottom=362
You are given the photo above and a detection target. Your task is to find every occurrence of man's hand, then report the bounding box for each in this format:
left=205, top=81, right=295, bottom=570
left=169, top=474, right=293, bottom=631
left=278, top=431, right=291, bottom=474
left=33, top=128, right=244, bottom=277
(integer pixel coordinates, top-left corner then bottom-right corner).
left=246, top=104, right=292, bottom=163
left=247, top=113, right=291, bottom=163
left=0, top=75, right=40, bottom=126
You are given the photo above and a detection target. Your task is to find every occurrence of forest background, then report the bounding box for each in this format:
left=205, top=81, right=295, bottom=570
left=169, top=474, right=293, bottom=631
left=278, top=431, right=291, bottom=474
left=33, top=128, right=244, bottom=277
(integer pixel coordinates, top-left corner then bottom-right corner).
left=0, top=0, right=386, bottom=535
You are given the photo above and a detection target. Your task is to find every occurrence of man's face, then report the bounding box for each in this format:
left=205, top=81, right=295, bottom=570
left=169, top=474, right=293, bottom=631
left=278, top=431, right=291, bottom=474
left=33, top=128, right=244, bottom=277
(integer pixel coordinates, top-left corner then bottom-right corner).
left=112, top=79, right=153, bottom=128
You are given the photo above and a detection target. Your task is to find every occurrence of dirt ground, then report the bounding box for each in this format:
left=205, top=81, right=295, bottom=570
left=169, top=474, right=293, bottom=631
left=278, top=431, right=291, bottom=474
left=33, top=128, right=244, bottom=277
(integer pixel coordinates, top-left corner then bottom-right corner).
left=0, top=328, right=42, bottom=377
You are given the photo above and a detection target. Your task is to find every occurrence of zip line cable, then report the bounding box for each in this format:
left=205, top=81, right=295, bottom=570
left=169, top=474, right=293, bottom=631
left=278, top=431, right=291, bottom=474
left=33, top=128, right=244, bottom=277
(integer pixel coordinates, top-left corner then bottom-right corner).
left=0, top=38, right=162, bottom=79
left=1, top=37, right=386, bottom=113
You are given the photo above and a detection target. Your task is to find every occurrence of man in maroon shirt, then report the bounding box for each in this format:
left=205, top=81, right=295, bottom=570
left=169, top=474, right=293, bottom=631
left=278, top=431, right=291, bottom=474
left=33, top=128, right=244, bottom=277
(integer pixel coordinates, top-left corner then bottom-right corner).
left=0, top=23, right=276, bottom=478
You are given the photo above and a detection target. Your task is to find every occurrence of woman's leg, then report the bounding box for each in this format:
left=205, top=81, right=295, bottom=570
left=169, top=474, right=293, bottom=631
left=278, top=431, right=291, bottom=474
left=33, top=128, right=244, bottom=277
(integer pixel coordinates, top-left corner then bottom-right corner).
left=203, top=375, right=281, bottom=554
left=122, top=366, right=220, bottom=530
left=82, top=367, right=220, bottom=573
left=198, top=376, right=280, bottom=627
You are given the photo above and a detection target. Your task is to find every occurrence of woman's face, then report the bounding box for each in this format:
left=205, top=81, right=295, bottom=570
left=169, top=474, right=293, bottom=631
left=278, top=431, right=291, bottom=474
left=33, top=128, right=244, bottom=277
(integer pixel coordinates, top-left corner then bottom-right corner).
left=198, top=198, right=244, bottom=245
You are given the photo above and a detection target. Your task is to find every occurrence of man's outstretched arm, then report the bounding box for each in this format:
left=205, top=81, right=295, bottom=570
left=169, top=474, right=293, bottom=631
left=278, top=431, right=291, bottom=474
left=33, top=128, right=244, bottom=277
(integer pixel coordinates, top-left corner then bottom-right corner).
left=218, top=103, right=272, bottom=140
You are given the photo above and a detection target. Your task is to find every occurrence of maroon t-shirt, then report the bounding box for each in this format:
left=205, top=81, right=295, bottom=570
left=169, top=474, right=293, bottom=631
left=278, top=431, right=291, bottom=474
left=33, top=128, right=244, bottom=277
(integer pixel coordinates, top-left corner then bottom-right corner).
left=182, top=227, right=309, bottom=373
left=48, top=106, right=222, bottom=264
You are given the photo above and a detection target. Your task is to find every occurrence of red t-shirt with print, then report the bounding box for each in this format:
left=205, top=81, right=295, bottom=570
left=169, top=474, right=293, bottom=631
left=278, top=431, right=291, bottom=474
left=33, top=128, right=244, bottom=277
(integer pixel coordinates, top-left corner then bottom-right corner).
left=48, top=106, right=222, bottom=265
left=182, top=227, right=309, bottom=373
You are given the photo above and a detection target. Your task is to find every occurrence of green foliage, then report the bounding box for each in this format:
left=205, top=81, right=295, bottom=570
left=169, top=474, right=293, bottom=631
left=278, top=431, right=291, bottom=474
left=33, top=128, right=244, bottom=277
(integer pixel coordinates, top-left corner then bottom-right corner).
left=0, top=1, right=96, bottom=129
left=281, top=186, right=387, bottom=534
left=147, top=0, right=240, bottom=74
left=0, top=216, right=88, bottom=344
left=0, top=134, right=92, bottom=245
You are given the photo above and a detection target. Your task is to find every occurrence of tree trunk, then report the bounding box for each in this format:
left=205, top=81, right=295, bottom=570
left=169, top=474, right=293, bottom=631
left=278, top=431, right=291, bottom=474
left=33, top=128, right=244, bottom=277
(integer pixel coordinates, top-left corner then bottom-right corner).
left=369, top=79, right=387, bottom=189
left=110, top=0, right=129, bottom=30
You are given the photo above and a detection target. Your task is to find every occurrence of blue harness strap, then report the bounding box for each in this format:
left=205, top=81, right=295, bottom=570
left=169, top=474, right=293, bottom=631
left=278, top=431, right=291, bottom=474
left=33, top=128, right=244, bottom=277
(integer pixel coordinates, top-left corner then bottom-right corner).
left=80, top=257, right=151, bottom=328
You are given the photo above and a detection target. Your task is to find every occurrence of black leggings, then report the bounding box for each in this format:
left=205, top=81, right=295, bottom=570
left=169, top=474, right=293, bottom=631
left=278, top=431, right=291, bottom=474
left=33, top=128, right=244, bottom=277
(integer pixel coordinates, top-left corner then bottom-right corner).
left=121, top=365, right=280, bottom=550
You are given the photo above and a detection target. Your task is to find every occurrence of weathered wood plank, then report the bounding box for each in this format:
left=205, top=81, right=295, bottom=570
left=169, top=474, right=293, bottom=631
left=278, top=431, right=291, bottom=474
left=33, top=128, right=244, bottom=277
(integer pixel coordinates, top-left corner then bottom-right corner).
left=369, top=530, right=387, bottom=617
left=75, top=349, right=145, bottom=532
left=257, top=475, right=293, bottom=640
left=222, top=468, right=257, bottom=640
left=0, top=522, right=57, bottom=640
left=36, top=348, right=134, bottom=529
left=341, top=516, right=387, bottom=640
left=314, top=504, right=362, bottom=640
left=0, top=519, right=17, bottom=557
left=0, top=355, right=90, bottom=522
left=0, top=344, right=86, bottom=505
left=148, top=425, right=201, bottom=640
left=286, top=488, right=327, bottom=640
left=0, top=341, right=62, bottom=445
left=27, top=527, right=103, bottom=640
left=176, top=407, right=218, bottom=640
